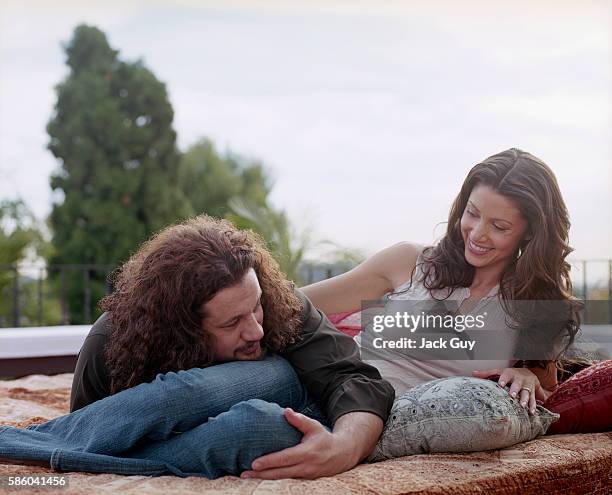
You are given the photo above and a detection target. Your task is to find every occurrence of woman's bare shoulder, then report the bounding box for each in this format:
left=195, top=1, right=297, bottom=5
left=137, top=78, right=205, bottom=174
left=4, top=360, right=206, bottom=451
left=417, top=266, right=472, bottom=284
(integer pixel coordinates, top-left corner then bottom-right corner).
left=370, top=242, right=424, bottom=289
left=301, top=242, right=424, bottom=314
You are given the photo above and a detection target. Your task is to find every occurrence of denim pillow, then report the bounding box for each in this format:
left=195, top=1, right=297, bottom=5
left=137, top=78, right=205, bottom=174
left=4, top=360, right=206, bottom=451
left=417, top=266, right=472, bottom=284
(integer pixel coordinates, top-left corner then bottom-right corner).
left=368, top=376, right=559, bottom=462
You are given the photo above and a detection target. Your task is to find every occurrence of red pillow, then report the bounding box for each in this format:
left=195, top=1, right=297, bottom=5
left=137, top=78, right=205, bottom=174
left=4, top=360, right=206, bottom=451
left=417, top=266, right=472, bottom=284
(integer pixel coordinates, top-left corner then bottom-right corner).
left=329, top=310, right=361, bottom=338
left=544, top=360, right=612, bottom=434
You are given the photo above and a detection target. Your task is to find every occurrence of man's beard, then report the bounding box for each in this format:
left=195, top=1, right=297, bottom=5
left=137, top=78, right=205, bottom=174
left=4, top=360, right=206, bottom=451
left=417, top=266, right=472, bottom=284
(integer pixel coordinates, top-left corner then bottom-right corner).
left=236, top=341, right=265, bottom=359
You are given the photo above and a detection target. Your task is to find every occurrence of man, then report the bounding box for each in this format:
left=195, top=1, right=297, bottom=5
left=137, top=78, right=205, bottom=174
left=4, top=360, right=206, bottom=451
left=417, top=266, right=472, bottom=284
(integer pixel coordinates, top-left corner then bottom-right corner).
left=0, top=216, right=393, bottom=479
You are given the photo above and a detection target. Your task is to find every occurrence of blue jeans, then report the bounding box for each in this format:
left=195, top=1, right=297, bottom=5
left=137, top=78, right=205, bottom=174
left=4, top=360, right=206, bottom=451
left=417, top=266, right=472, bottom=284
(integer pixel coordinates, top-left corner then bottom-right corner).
left=0, top=355, right=328, bottom=478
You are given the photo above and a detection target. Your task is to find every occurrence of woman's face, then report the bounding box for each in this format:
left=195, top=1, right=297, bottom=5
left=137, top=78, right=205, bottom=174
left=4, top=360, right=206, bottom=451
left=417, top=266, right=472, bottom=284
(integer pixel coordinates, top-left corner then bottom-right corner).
left=460, top=184, right=530, bottom=273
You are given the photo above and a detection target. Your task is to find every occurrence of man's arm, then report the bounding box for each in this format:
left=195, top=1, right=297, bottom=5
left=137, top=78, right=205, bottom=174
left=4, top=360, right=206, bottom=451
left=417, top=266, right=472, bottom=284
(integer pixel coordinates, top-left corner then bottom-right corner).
left=244, top=289, right=394, bottom=479
left=242, top=410, right=382, bottom=480
left=70, top=313, right=112, bottom=411
left=281, top=290, right=395, bottom=426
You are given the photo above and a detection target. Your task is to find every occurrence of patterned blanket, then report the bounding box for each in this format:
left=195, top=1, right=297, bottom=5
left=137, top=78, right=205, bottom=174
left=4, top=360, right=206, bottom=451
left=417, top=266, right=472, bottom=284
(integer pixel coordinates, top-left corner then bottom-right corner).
left=1, top=374, right=611, bottom=494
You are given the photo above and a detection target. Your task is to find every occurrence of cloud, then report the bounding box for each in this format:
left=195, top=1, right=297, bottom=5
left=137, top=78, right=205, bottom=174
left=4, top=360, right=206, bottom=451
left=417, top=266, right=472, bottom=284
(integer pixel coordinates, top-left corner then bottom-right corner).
left=0, top=0, right=610, bottom=259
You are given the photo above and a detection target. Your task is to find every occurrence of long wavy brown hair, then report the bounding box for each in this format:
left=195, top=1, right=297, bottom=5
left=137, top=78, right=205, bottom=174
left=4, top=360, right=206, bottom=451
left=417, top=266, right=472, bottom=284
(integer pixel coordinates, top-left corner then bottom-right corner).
left=405, top=149, right=582, bottom=368
left=100, top=215, right=303, bottom=394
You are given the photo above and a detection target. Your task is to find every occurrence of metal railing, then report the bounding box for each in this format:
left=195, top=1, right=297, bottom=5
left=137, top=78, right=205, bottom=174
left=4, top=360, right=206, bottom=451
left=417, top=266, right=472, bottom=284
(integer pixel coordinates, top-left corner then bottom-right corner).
left=1, top=260, right=611, bottom=327
left=0, top=263, right=114, bottom=327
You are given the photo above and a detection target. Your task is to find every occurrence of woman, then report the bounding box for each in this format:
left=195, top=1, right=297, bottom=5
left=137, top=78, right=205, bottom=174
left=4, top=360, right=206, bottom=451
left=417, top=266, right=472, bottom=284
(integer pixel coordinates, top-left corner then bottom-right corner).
left=303, top=148, right=581, bottom=419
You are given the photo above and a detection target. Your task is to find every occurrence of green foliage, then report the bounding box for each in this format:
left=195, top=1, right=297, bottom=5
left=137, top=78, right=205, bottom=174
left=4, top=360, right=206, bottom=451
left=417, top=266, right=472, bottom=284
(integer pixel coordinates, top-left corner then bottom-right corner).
left=40, top=23, right=359, bottom=323
left=3, top=276, right=63, bottom=328
left=0, top=199, right=41, bottom=301
left=47, top=24, right=191, bottom=322
left=178, top=138, right=271, bottom=218
left=227, top=194, right=366, bottom=284
left=0, top=200, right=61, bottom=327
left=179, top=138, right=305, bottom=279
left=318, top=243, right=366, bottom=272
left=227, top=198, right=310, bottom=284
left=0, top=200, right=41, bottom=266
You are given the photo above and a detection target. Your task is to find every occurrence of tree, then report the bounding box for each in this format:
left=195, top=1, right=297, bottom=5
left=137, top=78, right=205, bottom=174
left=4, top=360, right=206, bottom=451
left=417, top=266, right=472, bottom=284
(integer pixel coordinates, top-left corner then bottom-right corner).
left=47, top=24, right=191, bottom=322
left=227, top=198, right=366, bottom=285
left=0, top=200, right=60, bottom=327
left=227, top=198, right=310, bottom=284
left=0, top=200, right=41, bottom=266
left=178, top=138, right=271, bottom=218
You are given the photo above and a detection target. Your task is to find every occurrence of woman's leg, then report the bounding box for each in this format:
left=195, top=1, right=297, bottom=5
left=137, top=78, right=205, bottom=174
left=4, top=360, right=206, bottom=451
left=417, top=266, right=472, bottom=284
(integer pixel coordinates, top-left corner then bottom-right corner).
left=0, top=355, right=314, bottom=466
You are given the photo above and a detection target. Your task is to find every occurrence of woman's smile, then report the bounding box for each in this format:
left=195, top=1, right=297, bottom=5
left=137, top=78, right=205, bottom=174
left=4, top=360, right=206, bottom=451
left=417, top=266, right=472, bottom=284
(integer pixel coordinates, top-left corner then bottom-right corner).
left=467, top=239, right=493, bottom=255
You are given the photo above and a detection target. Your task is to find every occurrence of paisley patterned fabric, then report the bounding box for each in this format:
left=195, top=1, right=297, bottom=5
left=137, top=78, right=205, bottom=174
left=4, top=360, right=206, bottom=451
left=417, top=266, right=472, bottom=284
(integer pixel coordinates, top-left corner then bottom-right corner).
left=545, top=359, right=612, bottom=434
left=368, top=376, right=559, bottom=461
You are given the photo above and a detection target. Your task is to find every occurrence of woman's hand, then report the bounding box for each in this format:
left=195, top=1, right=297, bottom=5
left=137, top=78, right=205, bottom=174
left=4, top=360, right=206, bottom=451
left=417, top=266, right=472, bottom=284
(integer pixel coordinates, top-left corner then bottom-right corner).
left=472, top=368, right=544, bottom=415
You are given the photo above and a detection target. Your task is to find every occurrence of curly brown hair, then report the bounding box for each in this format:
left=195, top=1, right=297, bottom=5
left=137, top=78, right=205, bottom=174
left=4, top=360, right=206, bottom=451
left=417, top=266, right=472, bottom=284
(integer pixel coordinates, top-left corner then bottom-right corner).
left=100, top=215, right=303, bottom=394
left=402, top=149, right=582, bottom=367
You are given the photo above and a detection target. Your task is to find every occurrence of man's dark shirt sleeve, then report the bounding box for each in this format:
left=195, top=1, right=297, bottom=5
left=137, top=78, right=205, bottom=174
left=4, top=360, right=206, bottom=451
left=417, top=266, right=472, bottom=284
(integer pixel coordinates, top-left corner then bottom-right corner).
left=70, top=291, right=396, bottom=424
left=281, top=290, right=395, bottom=426
left=70, top=313, right=112, bottom=412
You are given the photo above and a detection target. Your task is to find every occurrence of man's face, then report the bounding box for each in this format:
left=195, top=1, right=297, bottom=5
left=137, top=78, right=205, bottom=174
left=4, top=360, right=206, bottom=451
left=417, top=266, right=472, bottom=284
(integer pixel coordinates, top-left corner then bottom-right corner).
left=202, top=268, right=264, bottom=362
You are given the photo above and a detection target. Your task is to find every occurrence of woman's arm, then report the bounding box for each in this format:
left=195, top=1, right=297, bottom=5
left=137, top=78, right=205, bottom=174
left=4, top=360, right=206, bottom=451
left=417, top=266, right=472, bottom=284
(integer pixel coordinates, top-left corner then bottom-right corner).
left=301, top=242, right=423, bottom=315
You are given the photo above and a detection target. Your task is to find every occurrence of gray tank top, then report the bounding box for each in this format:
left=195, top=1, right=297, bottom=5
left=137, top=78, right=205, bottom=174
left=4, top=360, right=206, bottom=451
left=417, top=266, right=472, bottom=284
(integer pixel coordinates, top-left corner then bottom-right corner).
left=355, top=255, right=519, bottom=395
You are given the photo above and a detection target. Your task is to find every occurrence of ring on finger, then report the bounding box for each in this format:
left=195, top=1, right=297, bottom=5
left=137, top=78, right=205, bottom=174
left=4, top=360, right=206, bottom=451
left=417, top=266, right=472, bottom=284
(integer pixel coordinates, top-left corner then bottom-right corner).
left=520, top=387, right=531, bottom=394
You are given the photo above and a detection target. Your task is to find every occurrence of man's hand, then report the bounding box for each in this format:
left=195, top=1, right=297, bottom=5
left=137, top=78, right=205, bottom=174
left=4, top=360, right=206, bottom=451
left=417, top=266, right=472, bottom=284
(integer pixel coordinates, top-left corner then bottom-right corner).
left=240, top=409, right=383, bottom=480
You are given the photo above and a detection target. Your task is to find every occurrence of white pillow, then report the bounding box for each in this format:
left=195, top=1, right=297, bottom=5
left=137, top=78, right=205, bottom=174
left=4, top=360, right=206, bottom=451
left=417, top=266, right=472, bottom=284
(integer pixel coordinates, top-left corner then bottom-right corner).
left=368, top=376, right=559, bottom=461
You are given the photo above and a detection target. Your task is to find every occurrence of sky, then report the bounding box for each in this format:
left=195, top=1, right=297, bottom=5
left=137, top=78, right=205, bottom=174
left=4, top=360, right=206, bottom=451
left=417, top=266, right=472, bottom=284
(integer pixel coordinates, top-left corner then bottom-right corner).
left=1, top=1, right=611, bottom=284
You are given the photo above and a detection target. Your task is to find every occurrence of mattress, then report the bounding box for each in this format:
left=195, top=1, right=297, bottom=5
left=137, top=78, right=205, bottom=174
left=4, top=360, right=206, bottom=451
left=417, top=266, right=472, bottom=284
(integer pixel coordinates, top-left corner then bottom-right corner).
left=1, top=373, right=610, bottom=495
